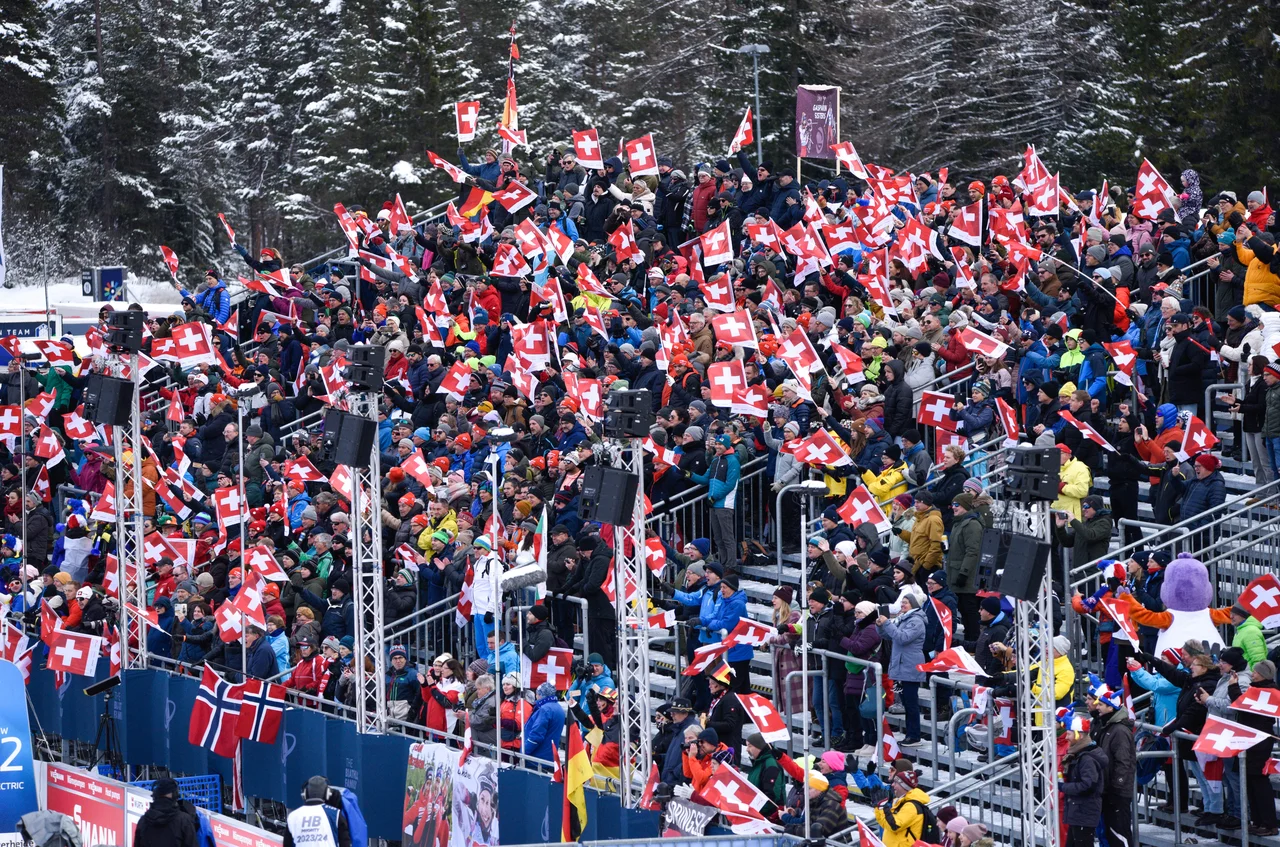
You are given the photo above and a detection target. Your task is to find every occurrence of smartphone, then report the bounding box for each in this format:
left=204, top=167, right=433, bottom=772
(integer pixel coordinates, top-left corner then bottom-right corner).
left=175, top=603, right=187, bottom=617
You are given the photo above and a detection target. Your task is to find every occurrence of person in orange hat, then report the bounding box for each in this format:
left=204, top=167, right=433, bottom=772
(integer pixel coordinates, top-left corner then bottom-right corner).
left=662, top=354, right=700, bottom=407
left=967, top=181, right=985, bottom=204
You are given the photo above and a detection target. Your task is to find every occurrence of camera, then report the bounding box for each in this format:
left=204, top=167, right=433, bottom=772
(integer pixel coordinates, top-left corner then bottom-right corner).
left=571, top=659, right=589, bottom=679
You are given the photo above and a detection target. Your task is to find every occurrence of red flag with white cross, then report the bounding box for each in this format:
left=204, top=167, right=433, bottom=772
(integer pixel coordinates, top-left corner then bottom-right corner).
left=795, top=429, right=852, bottom=468
left=455, top=101, right=480, bottom=141
left=711, top=310, right=757, bottom=349
left=917, top=390, right=958, bottom=430
left=836, top=485, right=890, bottom=532
left=1239, top=574, right=1280, bottom=627
left=571, top=128, right=604, bottom=169
left=738, top=693, right=790, bottom=744
left=700, top=220, right=734, bottom=265
left=624, top=134, right=659, bottom=177
left=1194, top=715, right=1271, bottom=758
left=527, top=646, right=574, bottom=691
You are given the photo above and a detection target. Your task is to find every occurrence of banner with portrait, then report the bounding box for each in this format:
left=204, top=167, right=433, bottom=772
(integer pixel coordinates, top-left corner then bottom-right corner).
left=795, top=85, right=840, bottom=159
left=403, top=743, right=500, bottom=847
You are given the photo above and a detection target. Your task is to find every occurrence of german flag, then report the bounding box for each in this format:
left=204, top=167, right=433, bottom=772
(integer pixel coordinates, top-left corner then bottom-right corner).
left=459, top=186, right=493, bottom=218
left=562, top=722, right=591, bottom=841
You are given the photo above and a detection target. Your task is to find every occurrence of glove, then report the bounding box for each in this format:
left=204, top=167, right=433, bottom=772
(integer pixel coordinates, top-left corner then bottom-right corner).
left=777, top=622, right=791, bottom=634
left=771, top=482, right=783, bottom=493
left=689, top=617, right=702, bottom=629
left=672, top=784, right=694, bottom=799
left=483, top=612, right=494, bottom=625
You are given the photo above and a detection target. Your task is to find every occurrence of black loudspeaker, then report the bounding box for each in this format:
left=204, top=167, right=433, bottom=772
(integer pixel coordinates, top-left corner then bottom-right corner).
left=347, top=345, right=386, bottom=391
left=604, top=390, right=655, bottom=439
left=1006, top=446, right=1060, bottom=501
left=105, top=310, right=144, bottom=353
left=321, top=408, right=344, bottom=461
left=332, top=412, right=378, bottom=469
left=84, top=373, right=135, bottom=426
left=997, top=533, right=1052, bottom=601
left=577, top=466, right=639, bottom=525
left=978, top=528, right=1010, bottom=592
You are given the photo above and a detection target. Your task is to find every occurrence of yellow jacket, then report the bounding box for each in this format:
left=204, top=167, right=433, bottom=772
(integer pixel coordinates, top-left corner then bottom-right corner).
left=1236, top=241, right=1280, bottom=307
left=901, top=507, right=944, bottom=571
left=1031, top=653, right=1077, bottom=725
left=863, top=463, right=909, bottom=504
left=1051, top=458, right=1091, bottom=519
left=874, top=787, right=933, bottom=847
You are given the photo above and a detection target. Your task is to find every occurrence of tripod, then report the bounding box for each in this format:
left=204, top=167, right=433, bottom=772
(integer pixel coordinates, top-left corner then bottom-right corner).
left=89, top=689, right=125, bottom=779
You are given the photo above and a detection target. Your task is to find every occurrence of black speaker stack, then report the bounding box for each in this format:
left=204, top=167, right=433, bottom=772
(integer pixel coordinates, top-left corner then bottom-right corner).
left=84, top=372, right=135, bottom=426
left=991, top=445, right=1058, bottom=601
left=577, top=466, right=639, bottom=525
left=603, top=390, right=655, bottom=439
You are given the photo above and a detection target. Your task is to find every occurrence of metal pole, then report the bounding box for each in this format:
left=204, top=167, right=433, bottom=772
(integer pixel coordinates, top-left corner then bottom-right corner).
left=18, top=360, right=26, bottom=577
left=747, top=57, right=757, bottom=165
left=488, top=450, right=502, bottom=703
left=238, top=400, right=247, bottom=679
left=799, top=491, right=810, bottom=842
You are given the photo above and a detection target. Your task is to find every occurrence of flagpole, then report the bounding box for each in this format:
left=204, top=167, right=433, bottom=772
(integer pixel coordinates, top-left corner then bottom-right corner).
left=1042, top=255, right=1127, bottom=308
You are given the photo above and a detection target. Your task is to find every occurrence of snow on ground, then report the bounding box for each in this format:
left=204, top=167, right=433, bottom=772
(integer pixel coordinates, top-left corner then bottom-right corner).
left=4, top=276, right=184, bottom=309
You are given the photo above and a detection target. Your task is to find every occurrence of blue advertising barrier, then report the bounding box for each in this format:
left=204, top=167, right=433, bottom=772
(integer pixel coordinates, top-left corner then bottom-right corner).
left=0, top=660, right=39, bottom=837
left=121, top=668, right=170, bottom=767
left=167, top=672, right=210, bottom=775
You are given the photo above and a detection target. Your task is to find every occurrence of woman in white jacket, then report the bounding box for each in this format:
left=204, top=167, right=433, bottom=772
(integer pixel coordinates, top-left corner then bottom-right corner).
left=903, top=343, right=939, bottom=398
left=1219, top=307, right=1280, bottom=365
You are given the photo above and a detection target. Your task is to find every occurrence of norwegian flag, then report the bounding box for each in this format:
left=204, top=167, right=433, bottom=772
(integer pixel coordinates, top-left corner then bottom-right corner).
left=492, top=243, right=532, bottom=277
left=830, top=141, right=868, bottom=179
left=647, top=609, right=677, bottom=630
left=794, top=428, right=852, bottom=467
left=711, top=310, right=757, bottom=349
left=608, top=219, right=644, bottom=264
left=957, top=326, right=1011, bottom=359
left=1096, top=595, right=1140, bottom=646
left=190, top=666, right=244, bottom=757
left=1194, top=715, right=1271, bottom=758
left=727, top=106, right=753, bottom=155
left=831, top=342, right=866, bottom=385
left=455, top=101, right=480, bottom=141
left=571, top=128, right=605, bottom=168
left=527, top=647, right=574, bottom=691
left=882, top=717, right=900, bottom=762
left=699, top=763, right=771, bottom=822
left=701, top=272, right=735, bottom=312
left=836, top=486, right=891, bottom=532
left=436, top=360, right=473, bottom=399
left=1239, top=574, right=1280, bottom=627
left=492, top=180, right=538, bottom=214
left=745, top=219, right=784, bottom=251
left=918, top=390, right=958, bottom=430
left=700, top=220, right=734, bottom=265
left=245, top=545, right=288, bottom=582
left=1103, top=340, right=1138, bottom=386
left=779, top=327, right=824, bottom=375
left=426, top=150, right=469, bottom=183
left=1132, top=158, right=1178, bottom=221
left=1058, top=410, right=1117, bottom=453
left=726, top=618, right=775, bottom=648
left=683, top=642, right=732, bottom=677
left=738, top=693, right=791, bottom=744
left=47, top=630, right=103, bottom=676
left=624, top=134, right=659, bottom=177
left=236, top=679, right=288, bottom=744
left=1179, top=415, right=1220, bottom=458
left=948, top=200, right=983, bottom=246
left=160, top=245, right=180, bottom=278
left=994, top=396, right=1020, bottom=442
left=917, top=646, right=987, bottom=675
left=168, top=322, right=218, bottom=366
left=283, top=456, right=326, bottom=485
left=930, top=597, right=954, bottom=650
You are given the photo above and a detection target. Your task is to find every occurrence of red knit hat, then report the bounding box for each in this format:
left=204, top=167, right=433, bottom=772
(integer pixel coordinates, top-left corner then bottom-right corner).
left=1195, top=454, right=1221, bottom=472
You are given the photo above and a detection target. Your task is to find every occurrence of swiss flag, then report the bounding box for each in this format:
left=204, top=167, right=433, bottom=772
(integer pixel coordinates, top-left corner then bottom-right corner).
left=738, top=693, right=790, bottom=744
left=994, top=397, right=1019, bottom=442
left=25, top=392, right=55, bottom=422
left=725, top=618, right=775, bottom=648
left=32, top=340, right=75, bottom=368
left=918, top=390, right=958, bottom=430
left=624, top=134, right=659, bottom=177
left=491, top=180, right=537, bottom=215
left=1194, top=715, right=1271, bottom=758
left=989, top=203, right=1028, bottom=247
left=608, top=219, right=644, bottom=264
left=745, top=219, right=783, bottom=250
left=245, top=545, right=288, bottom=582
left=47, top=630, right=103, bottom=676
left=830, top=141, right=868, bottom=179
left=1239, top=574, right=1280, bottom=627
left=169, top=322, right=218, bottom=366
left=643, top=536, right=667, bottom=574
left=831, top=342, right=866, bottom=385
left=160, top=245, right=180, bottom=278
left=858, top=820, right=887, bottom=847
left=497, top=125, right=527, bottom=148
left=436, top=360, right=473, bottom=399
left=581, top=305, right=608, bottom=341
left=576, top=263, right=612, bottom=297
left=780, top=222, right=823, bottom=260
left=795, top=429, right=852, bottom=468
left=711, top=310, right=757, bottom=349
left=727, top=106, right=753, bottom=155
left=328, top=464, right=356, bottom=507
left=571, top=128, right=604, bottom=169
left=232, top=572, right=268, bottom=630
left=1059, top=410, right=1117, bottom=453
left=32, top=464, right=51, bottom=503
left=931, top=597, right=954, bottom=650
left=1180, top=415, right=1219, bottom=457
left=211, top=486, right=246, bottom=527
left=735, top=383, right=771, bottom=419
left=34, top=425, right=65, bottom=466
left=956, top=326, right=1011, bottom=360
left=821, top=220, right=860, bottom=255
left=948, top=200, right=983, bottom=246
left=882, top=717, right=900, bottom=762
left=0, top=405, right=23, bottom=438
left=513, top=218, right=545, bottom=258
left=683, top=642, right=731, bottom=677
left=934, top=430, right=969, bottom=466
left=1132, top=158, right=1178, bottom=221
left=399, top=450, right=437, bottom=488
left=836, top=485, right=890, bottom=532
left=511, top=321, right=553, bottom=370
left=455, top=101, right=480, bottom=141
left=283, top=456, right=325, bottom=484
left=1103, top=340, right=1138, bottom=386
left=1027, top=173, right=1059, bottom=217
left=700, top=220, right=734, bottom=265
left=527, top=646, right=574, bottom=691
left=778, top=327, right=822, bottom=375
left=425, top=150, right=469, bottom=184
left=543, top=223, right=575, bottom=264
left=1232, top=687, right=1280, bottom=720
left=916, top=646, right=986, bottom=675
left=492, top=243, right=532, bottom=277
left=701, top=272, right=735, bottom=312
left=142, top=531, right=182, bottom=567
left=699, top=763, right=770, bottom=821
left=1096, top=595, right=1139, bottom=646
left=647, top=609, right=676, bottom=630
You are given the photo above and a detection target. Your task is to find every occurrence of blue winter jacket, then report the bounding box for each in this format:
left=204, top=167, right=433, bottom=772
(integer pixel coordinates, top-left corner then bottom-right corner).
left=691, top=452, right=740, bottom=509
left=675, top=582, right=719, bottom=644
left=523, top=696, right=566, bottom=765
left=182, top=279, right=232, bottom=326
left=457, top=153, right=501, bottom=183
left=701, top=588, right=752, bottom=662
left=287, top=490, right=312, bottom=527
left=1164, top=236, right=1191, bottom=270
left=1017, top=340, right=1061, bottom=403
left=1180, top=470, right=1226, bottom=527
left=1077, top=345, right=1110, bottom=402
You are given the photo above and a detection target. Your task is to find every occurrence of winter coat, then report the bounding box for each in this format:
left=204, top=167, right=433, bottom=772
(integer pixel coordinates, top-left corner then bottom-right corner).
left=787, top=787, right=847, bottom=839
left=882, top=361, right=913, bottom=435
left=1229, top=678, right=1278, bottom=774
left=839, top=615, right=882, bottom=696
left=1237, top=237, right=1280, bottom=308
left=1061, top=742, right=1109, bottom=826
left=1265, top=380, right=1280, bottom=438
left=1232, top=615, right=1267, bottom=667
left=974, top=612, right=1012, bottom=680
left=861, top=463, right=909, bottom=505
left=1051, top=457, right=1092, bottom=520
left=746, top=749, right=787, bottom=810
left=923, top=586, right=959, bottom=655
left=927, top=465, right=969, bottom=529
left=879, top=607, right=926, bottom=682
left=1094, top=707, right=1136, bottom=798
left=1128, top=667, right=1179, bottom=726
left=1180, top=470, right=1226, bottom=527
left=706, top=688, right=748, bottom=756
left=243, top=634, right=277, bottom=680
left=902, top=442, right=931, bottom=487
left=522, top=696, right=565, bottom=765
left=470, top=689, right=499, bottom=748
left=873, top=787, right=932, bottom=847
left=1151, top=658, right=1220, bottom=755
left=522, top=619, right=556, bottom=663
left=177, top=617, right=215, bottom=665
left=903, top=507, right=944, bottom=571
left=702, top=588, right=752, bottom=662
left=945, top=510, right=984, bottom=594
left=1166, top=328, right=1209, bottom=405
left=1053, top=510, right=1113, bottom=565
left=133, top=796, right=199, bottom=847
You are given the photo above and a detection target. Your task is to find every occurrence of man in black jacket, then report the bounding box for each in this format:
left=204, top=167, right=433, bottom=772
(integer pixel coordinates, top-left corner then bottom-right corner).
left=705, top=664, right=748, bottom=757
left=974, top=597, right=1012, bottom=682
left=134, top=778, right=198, bottom=847
left=1167, top=313, right=1210, bottom=417
left=1089, top=684, right=1136, bottom=847
left=523, top=605, right=556, bottom=663
left=564, top=534, right=617, bottom=668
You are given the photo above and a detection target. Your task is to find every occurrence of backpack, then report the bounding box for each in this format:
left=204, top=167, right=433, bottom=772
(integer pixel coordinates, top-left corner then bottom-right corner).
left=907, top=799, right=942, bottom=844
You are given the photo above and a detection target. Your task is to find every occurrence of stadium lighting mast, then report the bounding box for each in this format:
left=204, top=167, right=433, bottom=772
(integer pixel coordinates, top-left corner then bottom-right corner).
left=738, top=44, right=770, bottom=161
